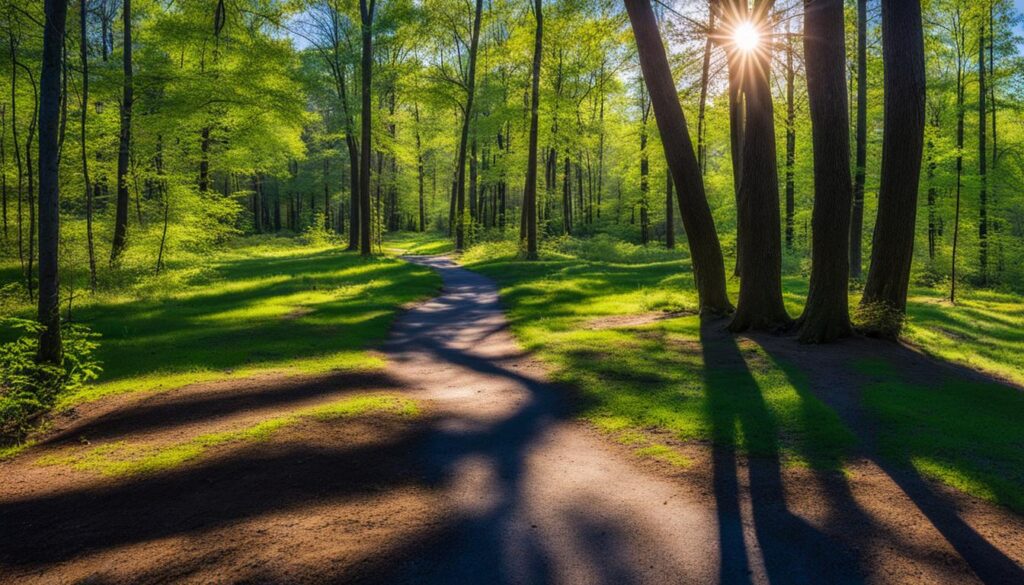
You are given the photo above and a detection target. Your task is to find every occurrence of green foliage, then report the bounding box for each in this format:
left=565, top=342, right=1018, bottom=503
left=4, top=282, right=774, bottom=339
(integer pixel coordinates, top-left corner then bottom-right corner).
left=0, top=319, right=101, bottom=443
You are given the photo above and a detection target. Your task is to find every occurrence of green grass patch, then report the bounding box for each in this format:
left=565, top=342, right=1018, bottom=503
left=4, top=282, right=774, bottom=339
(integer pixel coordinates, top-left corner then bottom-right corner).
left=383, top=231, right=455, bottom=256
left=38, top=394, right=418, bottom=476
left=858, top=359, right=1024, bottom=513
left=33, top=239, right=442, bottom=406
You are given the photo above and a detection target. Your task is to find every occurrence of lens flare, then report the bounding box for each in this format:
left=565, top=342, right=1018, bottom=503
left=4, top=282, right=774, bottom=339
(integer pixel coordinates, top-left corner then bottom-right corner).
left=733, top=22, right=761, bottom=53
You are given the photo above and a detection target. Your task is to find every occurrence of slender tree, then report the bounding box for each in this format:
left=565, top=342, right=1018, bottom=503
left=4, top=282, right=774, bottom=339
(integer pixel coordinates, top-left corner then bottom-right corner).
left=978, top=13, right=988, bottom=285
left=454, top=0, right=484, bottom=251
left=860, top=0, right=926, bottom=336
left=797, top=0, right=853, bottom=343
left=850, top=0, right=868, bottom=279
left=521, top=0, right=542, bottom=260
left=110, top=0, right=132, bottom=263
left=624, top=0, right=731, bottom=314
left=79, top=0, right=96, bottom=290
left=665, top=169, right=674, bottom=250
left=358, top=0, right=375, bottom=255
left=38, top=0, right=68, bottom=364
left=784, top=24, right=795, bottom=251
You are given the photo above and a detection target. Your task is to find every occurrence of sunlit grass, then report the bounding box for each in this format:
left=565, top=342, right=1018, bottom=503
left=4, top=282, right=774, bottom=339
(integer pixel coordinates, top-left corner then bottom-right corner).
left=4, top=237, right=442, bottom=407
left=383, top=231, right=455, bottom=256
left=38, top=394, right=419, bottom=476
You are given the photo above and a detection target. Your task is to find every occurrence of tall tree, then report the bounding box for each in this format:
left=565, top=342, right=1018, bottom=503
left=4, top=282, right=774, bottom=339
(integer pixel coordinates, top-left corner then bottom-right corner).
left=110, top=0, right=132, bottom=263
left=850, top=0, right=868, bottom=279
left=454, top=0, right=484, bottom=251
left=624, top=0, right=731, bottom=315
left=80, top=0, right=96, bottom=290
left=38, top=0, right=68, bottom=364
left=861, top=0, right=926, bottom=336
left=665, top=169, right=674, bottom=250
left=977, top=11, right=988, bottom=285
left=358, top=0, right=375, bottom=255
left=729, top=0, right=790, bottom=332
left=797, top=0, right=854, bottom=343
left=521, top=0, right=542, bottom=261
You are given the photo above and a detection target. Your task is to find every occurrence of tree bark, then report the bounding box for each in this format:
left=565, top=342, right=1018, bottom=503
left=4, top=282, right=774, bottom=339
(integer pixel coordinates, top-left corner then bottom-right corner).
left=79, top=0, right=96, bottom=291
left=729, top=1, right=791, bottom=332
left=454, top=0, right=484, bottom=251
left=665, top=168, right=674, bottom=249
left=624, top=0, right=731, bottom=315
left=977, top=17, right=988, bottom=285
left=850, top=0, right=868, bottom=279
left=110, top=0, right=132, bottom=263
left=37, top=0, right=67, bottom=364
left=784, top=27, right=795, bottom=251
left=522, top=0, right=541, bottom=260
left=797, top=0, right=853, bottom=343
left=861, top=0, right=926, bottom=336
left=358, top=0, right=375, bottom=255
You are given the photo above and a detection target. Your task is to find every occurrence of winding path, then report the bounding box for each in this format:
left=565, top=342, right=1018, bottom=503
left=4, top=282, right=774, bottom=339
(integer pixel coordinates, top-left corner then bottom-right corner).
left=1, top=255, right=1021, bottom=584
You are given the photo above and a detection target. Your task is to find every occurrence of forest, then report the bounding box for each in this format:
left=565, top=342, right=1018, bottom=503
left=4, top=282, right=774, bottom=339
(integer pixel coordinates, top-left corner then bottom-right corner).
left=1, top=0, right=1024, bottom=582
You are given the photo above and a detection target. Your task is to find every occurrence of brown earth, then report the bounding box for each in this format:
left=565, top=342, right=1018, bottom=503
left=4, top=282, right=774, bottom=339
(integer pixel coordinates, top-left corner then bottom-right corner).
left=0, top=255, right=1022, bottom=584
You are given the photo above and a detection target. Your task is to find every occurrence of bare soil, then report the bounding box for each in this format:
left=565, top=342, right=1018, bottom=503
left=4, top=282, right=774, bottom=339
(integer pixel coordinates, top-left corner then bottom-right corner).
left=1, top=255, right=1021, bottom=584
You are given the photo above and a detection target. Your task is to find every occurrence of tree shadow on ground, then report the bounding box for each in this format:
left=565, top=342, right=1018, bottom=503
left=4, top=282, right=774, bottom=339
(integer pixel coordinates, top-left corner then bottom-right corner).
left=747, top=331, right=1024, bottom=585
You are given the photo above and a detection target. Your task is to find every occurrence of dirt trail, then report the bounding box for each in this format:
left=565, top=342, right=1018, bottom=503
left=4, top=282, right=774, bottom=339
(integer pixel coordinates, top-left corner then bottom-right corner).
left=1, top=255, right=1022, bottom=584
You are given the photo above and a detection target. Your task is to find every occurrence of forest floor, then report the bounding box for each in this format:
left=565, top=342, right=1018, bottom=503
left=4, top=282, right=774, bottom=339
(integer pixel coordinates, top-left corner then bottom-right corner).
left=1, top=237, right=1023, bottom=583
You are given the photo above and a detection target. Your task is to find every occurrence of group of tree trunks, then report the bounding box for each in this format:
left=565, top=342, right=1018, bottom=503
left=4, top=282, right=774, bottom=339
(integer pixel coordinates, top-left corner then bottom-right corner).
left=622, top=0, right=925, bottom=341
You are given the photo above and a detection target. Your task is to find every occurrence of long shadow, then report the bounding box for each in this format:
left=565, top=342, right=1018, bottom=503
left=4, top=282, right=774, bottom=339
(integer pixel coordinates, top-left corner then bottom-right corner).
left=43, top=371, right=401, bottom=444
left=700, top=319, right=864, bottom=584
left=751, top=334, right=1024, bottom=584
left=0, top=257, right=647, bottom=584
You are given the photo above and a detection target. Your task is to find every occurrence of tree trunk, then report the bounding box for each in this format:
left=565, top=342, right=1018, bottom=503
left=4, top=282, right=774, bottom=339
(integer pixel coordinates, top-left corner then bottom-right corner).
left=665, top=168, right=674, bottom=249
left=358, top=0, right=375, bottom=255
left=729, top=1, right=791, bottom=333
left=110, top=0, right=132, bottom=263
left=415, top=103, right=425, bottom=231
left=978, top=18, right=988, bottom=285
left=454, top=0, right=484, bottom=251
left=624, top=0, right=731, bottom=314
left=784, top=27, right=795, bottom=251
left=522, top=0, right=542, bottom=260
left=79, top=0, right=96, bottom=290
left=861, top=0, right=926, bottom=337
left=696, top=7, right=714, bottom=174
left=850, top=0, right=868, bottom=279
left=797, top=0, right=853, bottom=343
left=37, top=0, right=67, bottom=365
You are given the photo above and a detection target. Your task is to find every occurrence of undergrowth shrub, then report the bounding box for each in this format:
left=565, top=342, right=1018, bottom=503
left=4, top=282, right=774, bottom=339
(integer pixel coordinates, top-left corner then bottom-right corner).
left=0, top=319, right=102, bottom=443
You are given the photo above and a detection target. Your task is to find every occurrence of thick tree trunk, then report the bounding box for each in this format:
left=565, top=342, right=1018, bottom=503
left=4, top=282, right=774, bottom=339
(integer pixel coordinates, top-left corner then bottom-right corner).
left=729, top=1, right=791, bottom=332
left=37, top=0, right=67, bottom=365
left=624, top=0, right=731, bottom=314
left=562, top=155, right=572, bottom=235
left=850, top=0, right=868, bottom=279
left=454, top=0, right=484, bottom=251
left=861, top=0, right=926, bottom=336
left=358, top=0, right=375, bottom=255
left=797, top=0, right=853, bottom=343
left=110, top=0, right=132, bottom=263
left=522, top=0, right=542, bottom=260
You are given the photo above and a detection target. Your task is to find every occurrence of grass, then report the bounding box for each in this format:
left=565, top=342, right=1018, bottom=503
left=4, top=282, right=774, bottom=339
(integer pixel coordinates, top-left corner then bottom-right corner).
left=858, top=359, right=1024, bottom=513
left=383, top=231, right=456, bottom=256
left=38, top=394, right=419, bottom=476
left=3, top=236, right=441, bottom=407
left=462, top=236, right=1024, bottom=509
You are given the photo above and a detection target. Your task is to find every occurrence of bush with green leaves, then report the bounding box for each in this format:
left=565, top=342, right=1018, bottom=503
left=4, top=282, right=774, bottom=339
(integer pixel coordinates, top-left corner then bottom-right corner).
left=0, top=319, right=102, bottom=442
